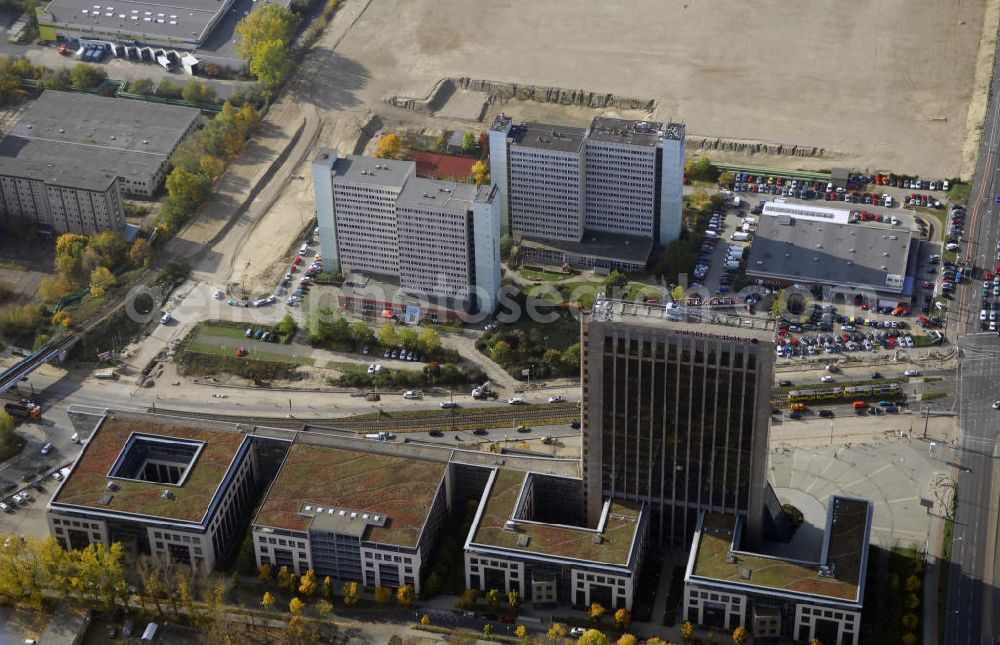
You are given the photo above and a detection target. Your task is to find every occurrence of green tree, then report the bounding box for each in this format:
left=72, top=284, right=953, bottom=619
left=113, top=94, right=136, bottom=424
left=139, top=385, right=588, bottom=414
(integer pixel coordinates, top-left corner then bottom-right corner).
left=288, top=596, right=305, bottom=615
left=901, top=634, right=917, bottom=645
left=604, top=270, right=628, bottom=293
left=318, top=598, right=333, bottom=617
left=904, top=574, right=922, bottom=593
left=38, top=276, right=74, bottom=302
left=718, top=170, right=734, bottom=186
left=461, top=130, right=477, bottom=152
left=258, top=563, right=272, bottom=582
left=182, top=79, right=215, bottom=103
left=490, top=339, right=512, bottom=364
left=483, top=623, right=494, bottom=637
left=248, top=39, right=292, bottom=89
left=277, top=314, right=298, bottom=337
left=902, top=612, right=919, bottom=630
left=40, top=67, right=71, bottom=90
left=130, top=77, right=154, bottom=95
left=378, top=322, right=399, bottom=348
left=507, top=589, right=521, bottom=611
left=89, top=231, right=127, bottom=268
left=89, top=266, right=116, bottom=298
left=418, top=327, right=442, bottom=355
left=658, top=239, right=696, bottom=282
left=261, top=591, right=275, bottom=610
left=236, top=3, right=296, bottom=61
left=460, top=588, right=479, bottom=609
left=562, top=342, right=581, bottom=372
left=617, top=636, right=637, bottom=645
left=128, top=238, right=152, bottom=268
left=399, top=328, right=420, bottom=351
left=613, top=608, right=631, bottom=631
left=578, top=630, right=609, bottom=645
left=70, top=63, right=105, bottom=89
left=200, top=155, right=226, bottom=180
left=486, top=588, right=500, bottom=608
left=165, top=168, right=211, bottom=210
left=515, top=625, right=528, bottom=640
left=155, top=79, right=183, bottom=98
left=350, top=321, right=374, bottom=347
left=732, top=626, right=749, bottom=645
left=500, top=234, right=514, bottom=259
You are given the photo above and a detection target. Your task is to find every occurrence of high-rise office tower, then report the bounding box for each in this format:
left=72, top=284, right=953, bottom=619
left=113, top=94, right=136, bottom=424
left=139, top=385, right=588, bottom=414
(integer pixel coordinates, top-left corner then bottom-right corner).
left=581, top=312, right=775, bottom=547
left=490, top=115, right=685, bottom=247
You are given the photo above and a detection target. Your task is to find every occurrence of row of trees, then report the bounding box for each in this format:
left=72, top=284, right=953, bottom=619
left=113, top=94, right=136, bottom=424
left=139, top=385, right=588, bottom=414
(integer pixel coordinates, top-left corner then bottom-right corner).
left=155, top=100, right=260, bottom=234
left=306, top=310, right=444, bottom=356
left=129, top=77, right=217, bottom=104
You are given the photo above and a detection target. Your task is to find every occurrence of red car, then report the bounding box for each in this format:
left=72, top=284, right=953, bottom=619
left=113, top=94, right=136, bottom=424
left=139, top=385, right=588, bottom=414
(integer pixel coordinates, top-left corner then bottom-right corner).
left=293, top=256, right=302, bottom=265
left=920, top=281, right=935, bottom=289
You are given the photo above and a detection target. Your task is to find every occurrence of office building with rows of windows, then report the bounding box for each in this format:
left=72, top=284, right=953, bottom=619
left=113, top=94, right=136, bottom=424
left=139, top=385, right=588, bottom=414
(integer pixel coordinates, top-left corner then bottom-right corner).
left=312, top=148, right=502, bottom=314
left=581, top=308, right=778, bottom=548
left=47, top=411, right=261, bottom=572
left=684, top=496, right=873, bottom=645
left=489, top=115, right=684, bottom=270
left=252, top=443, right=449, bottom=594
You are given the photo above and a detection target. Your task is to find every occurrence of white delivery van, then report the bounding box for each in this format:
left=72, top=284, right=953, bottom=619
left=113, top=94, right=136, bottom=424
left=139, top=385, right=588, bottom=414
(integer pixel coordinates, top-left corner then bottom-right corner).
left=731, top=231, right=751, bottom=241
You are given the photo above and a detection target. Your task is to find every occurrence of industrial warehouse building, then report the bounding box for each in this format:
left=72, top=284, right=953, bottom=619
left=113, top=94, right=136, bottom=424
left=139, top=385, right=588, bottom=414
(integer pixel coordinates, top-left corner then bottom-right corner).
left=0, top=91, right=200, bottom=234
left=36, top=0, right=238, bottom=50
left=745, top=206, right=916, bottom=305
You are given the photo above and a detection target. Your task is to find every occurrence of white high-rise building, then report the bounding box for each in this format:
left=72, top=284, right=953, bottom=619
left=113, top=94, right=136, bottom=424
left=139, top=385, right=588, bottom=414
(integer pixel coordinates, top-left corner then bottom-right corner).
left=312, top=149, right=502, bottom=314
left=489, top=115, right=686, bottom=268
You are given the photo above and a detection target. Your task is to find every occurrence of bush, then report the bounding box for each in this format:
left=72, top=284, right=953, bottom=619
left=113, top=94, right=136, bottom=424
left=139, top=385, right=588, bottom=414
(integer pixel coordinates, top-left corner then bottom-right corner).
left=70, top=63, right=106, bottom=89
left=782, top=504, right=804, bottom=536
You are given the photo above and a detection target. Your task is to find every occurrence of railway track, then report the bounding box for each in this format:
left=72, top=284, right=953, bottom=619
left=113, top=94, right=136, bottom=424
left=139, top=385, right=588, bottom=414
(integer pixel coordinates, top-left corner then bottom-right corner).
left=147, top=402, right=581, bottom=433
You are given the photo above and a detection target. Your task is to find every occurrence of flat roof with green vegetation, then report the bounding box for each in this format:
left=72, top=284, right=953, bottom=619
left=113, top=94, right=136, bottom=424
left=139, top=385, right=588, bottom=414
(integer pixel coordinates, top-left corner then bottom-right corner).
left=470, top=469, right=642, bottom=566
left=691, top=513, right=861, bottom=601
left=254, top=443, right=447, bottom=548
left=52, top=416, right=247, bottom=523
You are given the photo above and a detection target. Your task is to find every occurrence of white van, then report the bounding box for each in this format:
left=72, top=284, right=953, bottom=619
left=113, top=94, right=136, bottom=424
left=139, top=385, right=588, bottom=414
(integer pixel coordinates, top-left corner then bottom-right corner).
left=299, top=243, right=308, bottom=255
left=507, top=397, right=525, bottom=405
left=731, top=231, right=751, bottom=242
left=705, top=230, right=720, bottom=239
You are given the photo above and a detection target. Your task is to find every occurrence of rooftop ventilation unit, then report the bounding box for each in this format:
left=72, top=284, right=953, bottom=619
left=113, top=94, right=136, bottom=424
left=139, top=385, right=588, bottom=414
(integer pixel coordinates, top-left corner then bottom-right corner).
left=106, top=480, right=119, bottom=491
left=160, top=489, right=174, bottom=500
left=504, top=520, right=518, bottom=532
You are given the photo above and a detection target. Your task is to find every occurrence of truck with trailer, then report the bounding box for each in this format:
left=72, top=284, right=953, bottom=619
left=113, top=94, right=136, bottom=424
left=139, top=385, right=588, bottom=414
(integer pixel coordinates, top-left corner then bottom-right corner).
left=4, top=401, right=40, bottom=421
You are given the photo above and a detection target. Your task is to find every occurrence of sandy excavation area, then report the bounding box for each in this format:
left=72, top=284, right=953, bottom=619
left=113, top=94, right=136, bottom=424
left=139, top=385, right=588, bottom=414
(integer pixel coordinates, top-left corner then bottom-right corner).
left=309, top=0, right=993, bottom=177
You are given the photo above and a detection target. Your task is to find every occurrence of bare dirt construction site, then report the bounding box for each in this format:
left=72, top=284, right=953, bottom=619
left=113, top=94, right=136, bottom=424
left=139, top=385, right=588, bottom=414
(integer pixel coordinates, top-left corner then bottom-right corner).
left=213, top=0, right=1000, bottom=293
left=306, top=0, right=995, bottom=178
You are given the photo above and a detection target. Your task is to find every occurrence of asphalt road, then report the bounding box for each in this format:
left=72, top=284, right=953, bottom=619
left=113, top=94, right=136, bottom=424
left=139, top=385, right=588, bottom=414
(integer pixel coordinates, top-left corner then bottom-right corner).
left=945, top=30, right=1000, bottom=644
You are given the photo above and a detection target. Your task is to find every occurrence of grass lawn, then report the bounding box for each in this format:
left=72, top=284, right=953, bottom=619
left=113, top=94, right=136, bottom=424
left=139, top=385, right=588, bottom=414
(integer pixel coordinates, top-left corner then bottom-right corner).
left=519, top=267, right=576, bottom=282
left=626, top=283, right=663, bottom=301
left=947, top=182, right=971, bottom=205
left=921, top=391, right=947, bottom=401
left=196, top=322, right=258, bottom=340
left=186, top=341, right=313, bottom=365
left=522, top=279, right=605, bottom=308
